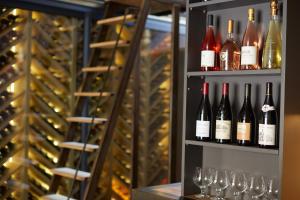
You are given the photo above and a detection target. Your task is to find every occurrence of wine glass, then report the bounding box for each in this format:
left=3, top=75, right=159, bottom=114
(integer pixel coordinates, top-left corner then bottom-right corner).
left=192, top=167, right=214, bottom=198
left=248, top=175, right=266, bottom=199
left=229, top=171, right=248, bottom=200
left=213, top=169, right=229, bottom=200
left=264, top=177, right=279, bottom=200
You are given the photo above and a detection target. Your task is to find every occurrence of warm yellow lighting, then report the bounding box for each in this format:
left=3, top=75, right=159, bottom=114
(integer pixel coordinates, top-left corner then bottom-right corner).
left=48, top=102, right=54, bottom=108
left=11, top=45, right=16, bottom=53
left=7, top=82, right=15, bottom=93
left=53, top=141, right=59, bottom=146
left=53, top=124, right=60, bottom=129
left=54, top=107, right=61, bottom=112
left=9, top=120, right=17, bottom=126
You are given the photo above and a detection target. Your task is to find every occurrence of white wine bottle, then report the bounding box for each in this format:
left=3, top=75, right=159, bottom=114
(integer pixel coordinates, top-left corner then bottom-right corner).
left=262, top=0, right=282, bottom=69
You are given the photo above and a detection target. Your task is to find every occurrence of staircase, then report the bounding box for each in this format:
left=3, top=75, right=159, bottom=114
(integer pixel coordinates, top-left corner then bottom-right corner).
left=42, top=0, right=151, bottom=199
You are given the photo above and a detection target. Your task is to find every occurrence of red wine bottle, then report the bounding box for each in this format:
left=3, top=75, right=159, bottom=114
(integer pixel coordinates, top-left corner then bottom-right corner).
left=258, top=82, right=278, bottom=148
left=195, top=82, right=212, bottom=141
left=237, top=83, right=256, bottom=146
left=200, top=15, right=219, bottom=71
left=215, top=83, right=232, bottom=143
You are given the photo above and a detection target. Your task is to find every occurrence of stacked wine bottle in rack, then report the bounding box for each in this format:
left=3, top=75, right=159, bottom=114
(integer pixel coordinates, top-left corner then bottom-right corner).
left=0, top=7, right=25, bottom=199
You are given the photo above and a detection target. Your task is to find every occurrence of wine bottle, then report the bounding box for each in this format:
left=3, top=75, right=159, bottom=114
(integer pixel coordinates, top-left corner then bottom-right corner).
left=200, top=15, right=219, bottom=71
left=237, top=84, right=256, bottom=145
left=195, top=82, right=212, bottom=141
left=0, top=18, right=9, bottom=31
left=220, top=19, right=241, bottom=71
left=0, top=166, right=7, bottom=177
left=0, top=186, right=7, bottom=196
left=240, top=8, right=260, bottom=70
left=262, top=0, right=282, bottom=69
left=0, top=55, right=7, bottom=68
left=215, top=83, right=232, bottom=143
left=258, top=82, right=278, bottom=148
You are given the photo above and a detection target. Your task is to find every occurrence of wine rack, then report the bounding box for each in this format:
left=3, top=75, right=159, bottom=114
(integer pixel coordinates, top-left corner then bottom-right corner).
left=137, top=30, right=171, bottom=187
left=0, top=7, right=25, bottom=199
left=0, top=7, right=79, bottom=199
left=111, top=28, right=172, bottom=200
left=182, top=0, right=300, bottom=199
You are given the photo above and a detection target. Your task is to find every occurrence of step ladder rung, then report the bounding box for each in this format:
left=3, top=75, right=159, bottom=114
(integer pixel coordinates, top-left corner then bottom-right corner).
left=51, top=167, right=90, bottom=181
left=42, top=194, right=76, bottom=200
left=59, top=142, right=99, bottom=152
left=90, top=40, right=129, bottom=48
left=67, top=117, right=107, bottom=124
left=82, top=66, right=120, bottom=73
left=96, top=14, right=135, bottom=25
left=74, top=92, right=114, bottom=97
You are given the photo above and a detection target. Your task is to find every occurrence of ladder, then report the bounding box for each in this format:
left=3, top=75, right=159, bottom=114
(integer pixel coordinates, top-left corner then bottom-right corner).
left=42, top=0, right=151, bottom=199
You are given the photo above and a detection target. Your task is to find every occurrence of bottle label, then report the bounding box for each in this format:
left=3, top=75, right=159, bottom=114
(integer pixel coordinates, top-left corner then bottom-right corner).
left=220, top=51, right=228, bottom=69
left=201, top=50, right=215, bottom=67
left=196, top=120, right=210, bottom=137
left=262, top=105, right=276, bottom=112
left=216, top=120, right=231, bottom=139
left=258, top=124, right=276, bottom=145
left=241, top=46, right=257, bottom=65
left=237, top=122, right=251, bottom=141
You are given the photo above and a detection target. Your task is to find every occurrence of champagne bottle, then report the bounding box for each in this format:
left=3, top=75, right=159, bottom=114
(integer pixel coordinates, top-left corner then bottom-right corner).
left=262, top=0, right=282, bottom=69
left=220, top=19, right=241, bottom=70
left=195, top=82, right=212, bottom=141
left=240, top=8, right=260, bottom=70
left=200, top=15, right=219, bottom=71
left=237, top=84, right=256, bottom=145
left=215, top=83, right=232, bottom=144
left=258, top=82, right=278, bottom=148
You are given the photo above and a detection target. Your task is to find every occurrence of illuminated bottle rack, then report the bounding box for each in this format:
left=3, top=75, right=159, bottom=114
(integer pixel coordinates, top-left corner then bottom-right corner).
left=137, top=30, right=171, bottom=187
left=0, top=7, right=24, bottom=199
left=0, top=7, right=79, bottom=199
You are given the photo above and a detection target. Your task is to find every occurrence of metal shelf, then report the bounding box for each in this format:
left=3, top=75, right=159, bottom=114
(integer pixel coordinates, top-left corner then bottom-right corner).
left=188, top=0, right=270, bottom=9
left=185, top=140, right=279, bottom=155
left=187, top=69, right=281, bottom=77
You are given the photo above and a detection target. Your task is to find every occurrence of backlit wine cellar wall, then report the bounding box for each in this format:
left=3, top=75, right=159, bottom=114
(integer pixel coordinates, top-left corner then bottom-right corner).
left=0, top=6, right=174, bottom=200
left=0, top=8, right=80, bottom=199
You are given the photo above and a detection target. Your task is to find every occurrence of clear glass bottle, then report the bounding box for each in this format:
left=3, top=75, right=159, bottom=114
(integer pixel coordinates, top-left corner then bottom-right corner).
left=262, top=0, right=282, bottom=69
left=220, top=19, right=241, bottom=70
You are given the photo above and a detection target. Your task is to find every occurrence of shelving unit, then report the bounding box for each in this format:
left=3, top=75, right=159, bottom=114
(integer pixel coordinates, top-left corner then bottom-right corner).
left=182, top=0, right=300, bottom=199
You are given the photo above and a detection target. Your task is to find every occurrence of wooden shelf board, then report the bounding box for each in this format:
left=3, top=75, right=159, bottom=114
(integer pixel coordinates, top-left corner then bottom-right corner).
left=42, top=194, right=76, bottom=200
left=185, top=140, right=279, bottom=155
left=187, top=69, right=281, bottom=77
left=59, top=142, right=99, bottom=152
left=51, top=167, right=90, bottom=181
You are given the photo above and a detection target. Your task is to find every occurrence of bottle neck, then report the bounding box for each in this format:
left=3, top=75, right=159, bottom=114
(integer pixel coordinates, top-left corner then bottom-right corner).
left=264, top=84, right=274, bottom=105
left=227, top=32, right=234, bottom=40
left=244, top=88, right=251, bottom=105
left=207, top=25, right=214, bottom=31
left=202, top=82, right=209, bottom=97
left=271, top=14, right=279, bottom=21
